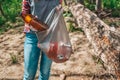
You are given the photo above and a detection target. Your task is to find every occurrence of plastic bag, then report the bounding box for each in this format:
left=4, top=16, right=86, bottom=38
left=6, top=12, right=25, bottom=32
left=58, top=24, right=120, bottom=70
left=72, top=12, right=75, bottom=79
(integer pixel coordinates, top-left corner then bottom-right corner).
left=36, top=7, right=73, bottom=63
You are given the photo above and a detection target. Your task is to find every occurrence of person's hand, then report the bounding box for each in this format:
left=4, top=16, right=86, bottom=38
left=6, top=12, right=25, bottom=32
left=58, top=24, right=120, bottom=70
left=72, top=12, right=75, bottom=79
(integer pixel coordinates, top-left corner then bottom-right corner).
left=56, top=4, right=62, bottom=12
left=24, top=23, right=30, bottom=28
left=23, top=23, right=30, bottom=32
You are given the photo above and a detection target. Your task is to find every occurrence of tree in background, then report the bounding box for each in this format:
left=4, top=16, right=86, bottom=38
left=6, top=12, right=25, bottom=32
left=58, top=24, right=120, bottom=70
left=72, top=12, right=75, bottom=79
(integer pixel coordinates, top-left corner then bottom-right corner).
left=76, top=0, right=102, bottom=12
left=95, top=0, right=102, bottom=12
left=77, top=0, right=84, bottom=5
left=0, top=2, right=6, bottom=19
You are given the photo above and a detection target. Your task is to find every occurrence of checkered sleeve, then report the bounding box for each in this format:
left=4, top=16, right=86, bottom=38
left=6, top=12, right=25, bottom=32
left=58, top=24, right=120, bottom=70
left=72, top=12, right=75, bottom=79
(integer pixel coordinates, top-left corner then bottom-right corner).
left=22, top=0, right=30, bottom=14
left=59, top=0, right=62, bottom=4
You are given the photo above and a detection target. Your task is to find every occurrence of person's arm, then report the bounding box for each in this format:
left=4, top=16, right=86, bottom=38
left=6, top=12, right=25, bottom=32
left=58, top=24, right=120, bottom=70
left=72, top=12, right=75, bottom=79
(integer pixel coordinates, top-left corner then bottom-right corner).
left=22, top=0, right=30, bottom=14
left=21, top=0, right=31, bottom=33
left=59, top=0, right=62, bottom=4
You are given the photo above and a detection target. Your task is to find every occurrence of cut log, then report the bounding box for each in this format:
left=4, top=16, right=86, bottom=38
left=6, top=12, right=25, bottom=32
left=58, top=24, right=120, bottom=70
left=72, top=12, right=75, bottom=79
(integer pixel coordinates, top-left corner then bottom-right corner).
left=68, top=2, right=120, bottom=79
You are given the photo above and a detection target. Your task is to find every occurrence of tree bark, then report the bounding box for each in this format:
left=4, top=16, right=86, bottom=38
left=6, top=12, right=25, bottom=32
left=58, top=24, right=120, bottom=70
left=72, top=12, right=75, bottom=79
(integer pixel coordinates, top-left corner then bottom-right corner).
left=68, top=3, right=120, bottom=79
left=95, top=0, right=102, bottom=12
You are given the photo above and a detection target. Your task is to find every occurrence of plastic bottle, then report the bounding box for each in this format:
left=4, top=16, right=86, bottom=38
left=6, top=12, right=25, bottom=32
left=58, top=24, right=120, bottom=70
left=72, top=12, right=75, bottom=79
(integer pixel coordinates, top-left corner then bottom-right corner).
left=21, top=13, right=48, bottom=31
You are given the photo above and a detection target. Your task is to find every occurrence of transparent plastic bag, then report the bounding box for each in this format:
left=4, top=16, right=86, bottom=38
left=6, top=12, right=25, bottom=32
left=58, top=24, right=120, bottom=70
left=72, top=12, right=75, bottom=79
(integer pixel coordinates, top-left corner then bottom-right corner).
left=36, top=7, right=73, bottom=63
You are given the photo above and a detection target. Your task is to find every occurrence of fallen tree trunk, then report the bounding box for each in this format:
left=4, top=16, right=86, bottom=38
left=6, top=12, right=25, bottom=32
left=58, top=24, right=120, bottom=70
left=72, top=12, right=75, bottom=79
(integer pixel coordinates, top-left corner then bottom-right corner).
left=68, top=2, right=120, bottom=79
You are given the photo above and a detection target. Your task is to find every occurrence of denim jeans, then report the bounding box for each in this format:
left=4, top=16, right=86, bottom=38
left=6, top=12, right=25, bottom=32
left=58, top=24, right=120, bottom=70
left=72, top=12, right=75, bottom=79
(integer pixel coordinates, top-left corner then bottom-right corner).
left=23, top=33, right=52, bottom=80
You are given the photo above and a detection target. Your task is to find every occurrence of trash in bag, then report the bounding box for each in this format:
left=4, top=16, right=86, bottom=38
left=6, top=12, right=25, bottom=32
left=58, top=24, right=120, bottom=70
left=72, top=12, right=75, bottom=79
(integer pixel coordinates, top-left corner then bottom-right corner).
left=35, top=7, right=73, bottom=63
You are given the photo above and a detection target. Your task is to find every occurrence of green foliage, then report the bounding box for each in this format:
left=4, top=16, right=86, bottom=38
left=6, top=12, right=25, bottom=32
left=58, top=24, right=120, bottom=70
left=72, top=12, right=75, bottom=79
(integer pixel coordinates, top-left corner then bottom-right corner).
left=0, top=0, right=22, bottom=34
left=84, top=0, right=120, bottom=17
left=84, top=0, right=96, bottom=10
left=0, top=16, right=6, bottom=25
left=84, top=0, right=120, bottom=10
left=69, top=22, right=84, bottom=32
left=0, top=18, right=23, bottom=34
left=10, top=54, right=18, bottom=64
left=102, top=0, right=120, bottom=17
left=111, top=10, right=120, bottom=17
left=0, top=0, right=21, bottom=24
left=63, top=10, right=73, bottom=17
left=103, top=0, right=120, bottom=10
left=69, top=22, right=75, bottom=32
left=63, top=10, right=84, bottom=32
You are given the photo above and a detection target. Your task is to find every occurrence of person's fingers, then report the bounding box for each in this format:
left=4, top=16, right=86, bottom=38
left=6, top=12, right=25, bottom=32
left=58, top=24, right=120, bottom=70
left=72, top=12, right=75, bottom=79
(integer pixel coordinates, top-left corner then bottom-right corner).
left=56, top=4, right=62, bottom=11
left=35, top=15, right=38, bottom=18
left=25, top=23, right=29, bottom=27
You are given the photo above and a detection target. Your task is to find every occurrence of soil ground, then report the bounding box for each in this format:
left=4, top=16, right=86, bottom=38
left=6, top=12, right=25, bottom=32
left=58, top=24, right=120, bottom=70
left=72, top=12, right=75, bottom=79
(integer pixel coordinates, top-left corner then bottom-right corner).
left=0, top=25, right=117, bottom=80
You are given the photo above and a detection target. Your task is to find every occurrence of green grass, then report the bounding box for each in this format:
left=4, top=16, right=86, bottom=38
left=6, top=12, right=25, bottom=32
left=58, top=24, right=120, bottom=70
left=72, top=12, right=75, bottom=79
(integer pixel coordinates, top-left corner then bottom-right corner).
left=0, top=17, right=23, bottom=34
left=10, top=54, right=18, bottom=64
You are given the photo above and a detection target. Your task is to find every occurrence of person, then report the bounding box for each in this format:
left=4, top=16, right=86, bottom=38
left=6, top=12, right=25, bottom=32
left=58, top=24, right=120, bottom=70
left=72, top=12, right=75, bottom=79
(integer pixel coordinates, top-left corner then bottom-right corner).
left=21, top=0, right=62, bottom=80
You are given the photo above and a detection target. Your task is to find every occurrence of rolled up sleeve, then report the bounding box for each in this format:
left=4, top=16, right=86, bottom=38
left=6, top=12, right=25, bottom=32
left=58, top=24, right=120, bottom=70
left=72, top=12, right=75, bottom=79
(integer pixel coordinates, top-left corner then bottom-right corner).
left=22, top=0, right=30, bottom=14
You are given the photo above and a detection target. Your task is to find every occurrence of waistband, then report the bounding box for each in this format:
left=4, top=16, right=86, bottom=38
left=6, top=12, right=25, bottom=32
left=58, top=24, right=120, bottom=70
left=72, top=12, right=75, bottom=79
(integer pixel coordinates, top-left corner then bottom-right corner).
left=26, top=29, right=36, bottom=34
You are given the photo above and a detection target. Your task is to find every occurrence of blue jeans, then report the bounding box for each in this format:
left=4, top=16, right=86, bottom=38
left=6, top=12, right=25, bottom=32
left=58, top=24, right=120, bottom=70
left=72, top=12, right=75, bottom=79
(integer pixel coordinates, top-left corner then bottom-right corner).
left=23, top=33, right=52, bottom=80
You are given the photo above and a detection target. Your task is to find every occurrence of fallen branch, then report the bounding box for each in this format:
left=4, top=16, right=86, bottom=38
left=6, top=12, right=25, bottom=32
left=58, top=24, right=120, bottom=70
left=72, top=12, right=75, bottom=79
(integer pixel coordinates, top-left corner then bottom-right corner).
left=68, top=2, right=120, bottom=79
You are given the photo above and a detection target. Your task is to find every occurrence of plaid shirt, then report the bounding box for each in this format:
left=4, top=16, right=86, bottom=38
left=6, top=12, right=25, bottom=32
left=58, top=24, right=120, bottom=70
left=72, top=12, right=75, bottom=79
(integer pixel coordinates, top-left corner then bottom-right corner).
left=22, top=0, right=62, bottom=33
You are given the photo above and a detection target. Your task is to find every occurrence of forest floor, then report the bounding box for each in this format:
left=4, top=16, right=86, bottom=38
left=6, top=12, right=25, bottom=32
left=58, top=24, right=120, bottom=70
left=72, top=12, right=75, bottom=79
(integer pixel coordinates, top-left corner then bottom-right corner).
left=0, top=17, right=119, bottom=80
